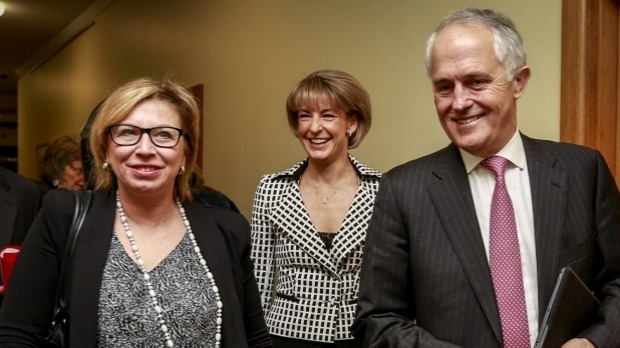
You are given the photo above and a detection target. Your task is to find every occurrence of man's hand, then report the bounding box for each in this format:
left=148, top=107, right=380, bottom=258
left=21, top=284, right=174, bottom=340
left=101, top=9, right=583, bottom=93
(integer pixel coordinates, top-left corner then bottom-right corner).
left=562, top=338, right=596, bottom=348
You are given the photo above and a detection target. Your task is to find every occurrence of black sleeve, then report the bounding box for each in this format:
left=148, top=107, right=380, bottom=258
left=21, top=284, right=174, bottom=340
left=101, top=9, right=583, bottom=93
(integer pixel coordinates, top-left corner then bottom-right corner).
left=0, top=189, right=74, bottom=347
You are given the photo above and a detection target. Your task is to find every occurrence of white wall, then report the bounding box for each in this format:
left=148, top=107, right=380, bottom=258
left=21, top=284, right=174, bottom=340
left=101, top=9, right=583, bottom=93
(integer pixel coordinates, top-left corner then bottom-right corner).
left=17, top=0, right=562, bottom=217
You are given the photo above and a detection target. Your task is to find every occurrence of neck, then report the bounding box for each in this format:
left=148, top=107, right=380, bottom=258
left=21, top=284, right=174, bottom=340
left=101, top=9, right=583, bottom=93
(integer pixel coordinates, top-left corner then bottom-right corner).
left=117, top=190, right=179, bottom=227
left=305, top=158, right=355, bottom=186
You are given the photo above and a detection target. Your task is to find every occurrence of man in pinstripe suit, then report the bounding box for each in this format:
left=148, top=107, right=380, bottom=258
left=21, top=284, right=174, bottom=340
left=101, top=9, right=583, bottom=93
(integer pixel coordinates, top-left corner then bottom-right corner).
left=352, top=8, right=620, bottom=348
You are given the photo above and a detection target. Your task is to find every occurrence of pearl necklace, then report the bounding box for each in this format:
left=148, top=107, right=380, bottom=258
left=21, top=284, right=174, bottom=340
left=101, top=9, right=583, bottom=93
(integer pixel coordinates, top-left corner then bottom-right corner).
left=116, top=192, right=223, bottom=347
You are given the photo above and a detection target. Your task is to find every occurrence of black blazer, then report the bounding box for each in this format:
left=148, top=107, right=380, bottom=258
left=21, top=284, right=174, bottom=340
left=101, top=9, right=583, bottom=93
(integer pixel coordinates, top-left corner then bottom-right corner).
left=0, top=167, right=40, bottom=246
left=0, top=189, right=272, bottom=347
left=353, top=135, right=620, bottom=347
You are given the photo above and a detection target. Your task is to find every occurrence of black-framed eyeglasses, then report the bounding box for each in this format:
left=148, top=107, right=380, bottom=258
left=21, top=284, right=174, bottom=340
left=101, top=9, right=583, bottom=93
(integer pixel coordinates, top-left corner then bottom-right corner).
left=108, top=124, right=186, bottom=148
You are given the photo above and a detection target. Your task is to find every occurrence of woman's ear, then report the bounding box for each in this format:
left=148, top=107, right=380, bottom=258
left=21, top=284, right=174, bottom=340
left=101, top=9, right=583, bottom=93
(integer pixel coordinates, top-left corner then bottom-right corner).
left=347, top=117, right=358, bottom=136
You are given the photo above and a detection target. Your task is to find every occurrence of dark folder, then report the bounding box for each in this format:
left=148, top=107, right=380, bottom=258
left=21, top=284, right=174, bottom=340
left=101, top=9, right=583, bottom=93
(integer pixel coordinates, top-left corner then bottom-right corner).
left=534, top=266, right=600, bottom=348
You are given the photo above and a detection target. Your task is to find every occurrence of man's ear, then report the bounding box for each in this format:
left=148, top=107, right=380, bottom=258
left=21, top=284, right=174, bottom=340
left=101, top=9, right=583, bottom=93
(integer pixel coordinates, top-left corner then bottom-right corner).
left=513, top=66, right=531, bottom=100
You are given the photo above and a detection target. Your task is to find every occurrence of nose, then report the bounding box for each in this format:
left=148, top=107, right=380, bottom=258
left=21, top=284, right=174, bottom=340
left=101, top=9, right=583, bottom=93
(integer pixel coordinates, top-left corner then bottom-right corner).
left=309, top=116, right=322, bottom=132
left=135, top=132, right=155, bottom=152
left=452, top=84, right=473, bottom=111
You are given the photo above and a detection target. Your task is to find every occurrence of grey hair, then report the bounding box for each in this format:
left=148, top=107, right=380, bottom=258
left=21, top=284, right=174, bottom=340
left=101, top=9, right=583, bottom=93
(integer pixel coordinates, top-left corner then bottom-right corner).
left=425, top=8, right=526, bottom=80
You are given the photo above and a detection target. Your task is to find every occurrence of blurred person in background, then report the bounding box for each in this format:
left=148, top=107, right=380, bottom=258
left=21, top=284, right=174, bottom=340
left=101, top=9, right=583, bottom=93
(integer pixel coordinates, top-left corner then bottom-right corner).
left=40, top=135, right=85, bottom=193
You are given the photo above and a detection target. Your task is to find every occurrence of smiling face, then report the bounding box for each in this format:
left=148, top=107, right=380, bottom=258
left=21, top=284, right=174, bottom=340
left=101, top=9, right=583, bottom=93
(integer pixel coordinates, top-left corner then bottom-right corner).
left=429, top=24, right=530, bottom=158
left=296, top=101, right=357, bottom=166
left=105, top=98, right=186, bottom=199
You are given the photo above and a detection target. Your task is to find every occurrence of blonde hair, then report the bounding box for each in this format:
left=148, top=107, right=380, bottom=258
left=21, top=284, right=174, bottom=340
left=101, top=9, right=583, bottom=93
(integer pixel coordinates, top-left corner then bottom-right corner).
left=286, top=70, right=371, bottom=149
left=89, top=77, right=200, bottom=202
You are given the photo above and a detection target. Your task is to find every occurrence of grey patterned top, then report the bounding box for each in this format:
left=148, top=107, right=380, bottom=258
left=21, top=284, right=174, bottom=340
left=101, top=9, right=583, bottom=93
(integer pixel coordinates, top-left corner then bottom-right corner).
left=97, top=233, right=218, bottom=347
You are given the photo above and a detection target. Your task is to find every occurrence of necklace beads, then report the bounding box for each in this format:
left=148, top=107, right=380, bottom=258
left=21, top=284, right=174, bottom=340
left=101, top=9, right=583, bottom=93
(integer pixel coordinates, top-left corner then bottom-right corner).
left=116, top=192, right=222, bottom=347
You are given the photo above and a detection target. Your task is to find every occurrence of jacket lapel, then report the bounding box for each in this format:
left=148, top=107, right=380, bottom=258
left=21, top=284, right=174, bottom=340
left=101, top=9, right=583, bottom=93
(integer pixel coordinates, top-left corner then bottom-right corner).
left=522, top=136, right=567, bottom=321
left=330, top=180, right=374, bottom=267
left=71, top=190, right=116, bottom=347
left=427, top=145, right=502, bottom=343
left=270, top=181, right=337, bottom=272
left=185, top=202, right=246, bottom=347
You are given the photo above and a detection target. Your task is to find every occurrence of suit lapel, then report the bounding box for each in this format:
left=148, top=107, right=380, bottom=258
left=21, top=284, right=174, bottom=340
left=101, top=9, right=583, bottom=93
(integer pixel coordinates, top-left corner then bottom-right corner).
left=422, top=138, right=569, bottom=340
left=522, top=136, right=568, bottom=320
left=270, top=180, right=337, bottom=272
left=427, top=145, right=502, bottom=342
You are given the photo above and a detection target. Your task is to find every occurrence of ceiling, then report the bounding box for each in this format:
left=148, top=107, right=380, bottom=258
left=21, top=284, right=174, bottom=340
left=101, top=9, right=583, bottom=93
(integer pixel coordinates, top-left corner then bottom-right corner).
left=0, top=0, right=113, bottom=97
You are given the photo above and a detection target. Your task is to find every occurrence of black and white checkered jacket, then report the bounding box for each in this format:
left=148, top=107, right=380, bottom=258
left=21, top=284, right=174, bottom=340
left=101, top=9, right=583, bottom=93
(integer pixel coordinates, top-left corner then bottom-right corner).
left=250, top=155, right=381, bottom=342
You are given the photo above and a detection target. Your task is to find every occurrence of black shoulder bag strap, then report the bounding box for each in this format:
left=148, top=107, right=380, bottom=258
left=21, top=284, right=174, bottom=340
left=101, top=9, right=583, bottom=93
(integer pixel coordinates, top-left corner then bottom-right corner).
left=45, top=189, right=93, bottom=347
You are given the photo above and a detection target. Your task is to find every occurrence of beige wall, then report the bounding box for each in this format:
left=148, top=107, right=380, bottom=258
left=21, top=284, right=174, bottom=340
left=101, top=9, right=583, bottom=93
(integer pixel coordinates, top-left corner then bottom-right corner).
left=17, top=0, right=561, bottom=217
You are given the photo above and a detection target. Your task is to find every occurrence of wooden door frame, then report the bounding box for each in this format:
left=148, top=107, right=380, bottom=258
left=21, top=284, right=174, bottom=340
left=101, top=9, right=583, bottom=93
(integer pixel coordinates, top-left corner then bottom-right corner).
left=561, top=0, right=619, bottom=182
left=188, top=84, right=204, bottom=170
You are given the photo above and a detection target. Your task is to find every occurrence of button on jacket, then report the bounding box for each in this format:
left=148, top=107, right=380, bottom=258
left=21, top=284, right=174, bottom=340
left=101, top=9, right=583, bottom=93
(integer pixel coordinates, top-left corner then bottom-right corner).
left=251, top=155, right=381, bottom=342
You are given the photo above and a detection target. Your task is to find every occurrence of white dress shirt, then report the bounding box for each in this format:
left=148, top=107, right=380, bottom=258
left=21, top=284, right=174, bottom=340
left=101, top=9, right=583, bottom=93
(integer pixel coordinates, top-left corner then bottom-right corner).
left=461, top=131, right=539, bottom=347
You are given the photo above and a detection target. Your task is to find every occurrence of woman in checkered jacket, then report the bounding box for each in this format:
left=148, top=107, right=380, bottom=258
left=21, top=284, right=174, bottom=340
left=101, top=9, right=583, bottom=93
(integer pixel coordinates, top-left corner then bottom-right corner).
left=250, top=70, right=381, bottom=347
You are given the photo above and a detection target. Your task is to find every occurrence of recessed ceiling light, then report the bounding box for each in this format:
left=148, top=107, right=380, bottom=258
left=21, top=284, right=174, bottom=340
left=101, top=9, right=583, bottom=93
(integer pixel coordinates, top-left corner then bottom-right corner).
left=0, top=3, right=5, bottom=17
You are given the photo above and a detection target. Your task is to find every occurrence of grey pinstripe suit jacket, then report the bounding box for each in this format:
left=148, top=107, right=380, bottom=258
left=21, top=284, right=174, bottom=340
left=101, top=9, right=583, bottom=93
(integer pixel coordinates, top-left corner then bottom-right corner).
left=251, top=155, right=381, bottom=342
left=353, top=134, right=620, bottom=348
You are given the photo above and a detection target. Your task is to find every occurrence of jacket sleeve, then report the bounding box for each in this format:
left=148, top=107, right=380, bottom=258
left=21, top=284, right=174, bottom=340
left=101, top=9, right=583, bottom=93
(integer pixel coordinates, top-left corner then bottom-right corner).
left=579, top=151, right=620, bottom=347
left=240, top=215, right=273, bottom=347
left=0, top=189, right=75, bottom=347
left=352, top=173, right=461, bottom=348
left=250, top=176, right=277, bottom=314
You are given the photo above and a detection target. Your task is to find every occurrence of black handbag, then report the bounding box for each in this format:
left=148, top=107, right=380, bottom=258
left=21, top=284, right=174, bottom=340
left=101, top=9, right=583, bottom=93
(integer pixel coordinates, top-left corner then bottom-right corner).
left=44, top=190, right=93, bottom=348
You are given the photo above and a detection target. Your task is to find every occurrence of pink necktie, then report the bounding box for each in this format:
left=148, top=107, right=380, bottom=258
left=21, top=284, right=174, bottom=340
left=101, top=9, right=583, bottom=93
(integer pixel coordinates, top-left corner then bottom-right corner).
left=480, top=156, right=530, bottom=348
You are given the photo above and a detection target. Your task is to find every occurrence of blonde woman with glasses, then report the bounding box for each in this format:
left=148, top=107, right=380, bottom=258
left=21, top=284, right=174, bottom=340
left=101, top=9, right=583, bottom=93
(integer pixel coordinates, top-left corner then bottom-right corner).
left=0, top=77, right=272, bottom=347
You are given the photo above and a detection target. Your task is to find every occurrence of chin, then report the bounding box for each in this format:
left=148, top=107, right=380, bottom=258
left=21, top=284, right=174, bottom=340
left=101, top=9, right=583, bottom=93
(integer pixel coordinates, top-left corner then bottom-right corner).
left=308, top=156, right=326, bottom=164
left=454, top=139, right=484, bottom=155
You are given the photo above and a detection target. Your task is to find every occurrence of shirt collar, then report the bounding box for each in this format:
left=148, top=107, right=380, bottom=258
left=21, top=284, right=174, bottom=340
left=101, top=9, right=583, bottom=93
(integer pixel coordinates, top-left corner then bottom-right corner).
left=460, top=131, right=526, bottom=174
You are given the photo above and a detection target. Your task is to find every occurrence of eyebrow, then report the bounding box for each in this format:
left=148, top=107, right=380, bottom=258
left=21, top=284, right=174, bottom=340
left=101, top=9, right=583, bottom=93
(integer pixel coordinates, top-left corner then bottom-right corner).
left=299, top=108, right=337, bottom=113
left=433, top=71, right=491, bottom=83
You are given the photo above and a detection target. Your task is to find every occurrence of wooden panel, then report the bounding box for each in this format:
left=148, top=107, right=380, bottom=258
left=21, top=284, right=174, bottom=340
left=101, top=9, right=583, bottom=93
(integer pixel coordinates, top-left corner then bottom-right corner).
left=188, top=84, right=204, bottom=170
left=561, top=0, right=588, bottom=145
left=617, top=6, right=620, bottom=179
left=595, top=0, right=618, bottom=171
left=561, top=0, right=619, bottom=184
